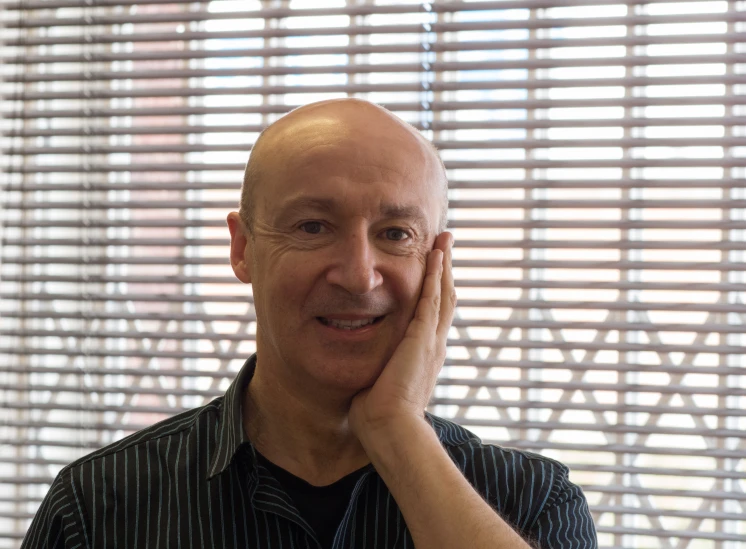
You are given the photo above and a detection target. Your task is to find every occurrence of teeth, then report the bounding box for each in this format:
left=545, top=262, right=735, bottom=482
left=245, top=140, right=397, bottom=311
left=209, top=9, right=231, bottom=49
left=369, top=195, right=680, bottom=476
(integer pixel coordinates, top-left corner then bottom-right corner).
left=323, top=317, right=376, bottom=330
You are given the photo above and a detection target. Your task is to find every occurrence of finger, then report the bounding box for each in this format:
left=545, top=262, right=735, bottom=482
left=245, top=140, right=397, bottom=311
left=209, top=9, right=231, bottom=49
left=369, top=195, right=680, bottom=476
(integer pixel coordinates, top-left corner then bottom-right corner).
left=436, top=233, right=456, bottom=343
left=411, top=248, right=444, bottom=329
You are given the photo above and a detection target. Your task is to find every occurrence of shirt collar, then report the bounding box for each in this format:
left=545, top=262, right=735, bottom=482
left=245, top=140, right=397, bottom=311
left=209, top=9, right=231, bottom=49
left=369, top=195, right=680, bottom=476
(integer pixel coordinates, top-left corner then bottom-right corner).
left=207, top=354, right=257, bottom=479
left=206, top=353, right=476, bottom=479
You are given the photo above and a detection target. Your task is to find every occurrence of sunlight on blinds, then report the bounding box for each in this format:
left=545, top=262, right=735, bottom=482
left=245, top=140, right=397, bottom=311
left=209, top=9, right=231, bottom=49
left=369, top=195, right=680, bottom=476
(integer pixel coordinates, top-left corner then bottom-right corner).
left=1, top=1, right=744, bottom=547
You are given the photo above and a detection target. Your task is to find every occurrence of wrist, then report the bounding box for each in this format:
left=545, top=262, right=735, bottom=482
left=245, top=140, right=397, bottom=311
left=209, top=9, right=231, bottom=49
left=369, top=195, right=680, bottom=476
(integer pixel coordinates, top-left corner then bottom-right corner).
left=356, top=413, right=437, bottom=465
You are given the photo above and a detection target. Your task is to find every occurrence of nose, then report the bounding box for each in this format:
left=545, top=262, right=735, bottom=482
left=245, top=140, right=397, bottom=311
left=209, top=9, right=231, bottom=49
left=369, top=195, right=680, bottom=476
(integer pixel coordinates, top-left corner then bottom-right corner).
left=325, top=231, right=383, bottom=295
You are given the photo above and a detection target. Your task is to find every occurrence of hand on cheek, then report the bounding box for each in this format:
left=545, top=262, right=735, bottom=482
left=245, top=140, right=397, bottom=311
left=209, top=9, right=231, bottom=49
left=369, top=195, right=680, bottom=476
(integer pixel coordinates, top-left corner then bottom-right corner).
left=349, top=231, right=456, bottom=439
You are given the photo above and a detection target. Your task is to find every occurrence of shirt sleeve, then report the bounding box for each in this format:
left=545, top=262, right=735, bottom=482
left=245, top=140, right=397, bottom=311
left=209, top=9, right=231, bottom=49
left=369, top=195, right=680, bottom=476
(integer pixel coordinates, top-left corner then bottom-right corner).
left=528, top=466, right=598, bottom=549
left=21, top=470, right=88, bottom=549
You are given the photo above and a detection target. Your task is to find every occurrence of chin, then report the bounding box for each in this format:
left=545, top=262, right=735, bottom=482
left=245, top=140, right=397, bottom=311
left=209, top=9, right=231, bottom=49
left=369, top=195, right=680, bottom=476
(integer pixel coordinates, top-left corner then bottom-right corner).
left=311, top=353, right=388, bottom=393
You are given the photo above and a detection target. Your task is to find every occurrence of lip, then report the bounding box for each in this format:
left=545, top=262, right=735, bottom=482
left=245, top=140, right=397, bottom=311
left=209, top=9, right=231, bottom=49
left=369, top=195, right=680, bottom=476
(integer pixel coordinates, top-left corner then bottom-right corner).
left=314, top=315, right=385, bottom=339
left=322, top=314, right=381, bottom=321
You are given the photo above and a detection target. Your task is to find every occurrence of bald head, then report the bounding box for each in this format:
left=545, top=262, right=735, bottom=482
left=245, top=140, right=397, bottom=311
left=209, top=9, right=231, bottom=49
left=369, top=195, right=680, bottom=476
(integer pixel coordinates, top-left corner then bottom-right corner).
left=239, top=99, right=448, bottom=233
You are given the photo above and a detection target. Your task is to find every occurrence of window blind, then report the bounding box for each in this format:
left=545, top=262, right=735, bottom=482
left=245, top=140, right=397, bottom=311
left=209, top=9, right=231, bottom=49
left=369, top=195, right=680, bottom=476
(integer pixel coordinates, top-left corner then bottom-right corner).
left=1, top=0, right=745, bottom=547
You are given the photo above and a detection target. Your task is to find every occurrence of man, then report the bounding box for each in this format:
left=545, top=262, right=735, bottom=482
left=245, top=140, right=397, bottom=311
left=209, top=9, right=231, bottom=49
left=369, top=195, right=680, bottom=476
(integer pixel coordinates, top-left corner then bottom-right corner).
left=23, top=99, right=597, bottom=548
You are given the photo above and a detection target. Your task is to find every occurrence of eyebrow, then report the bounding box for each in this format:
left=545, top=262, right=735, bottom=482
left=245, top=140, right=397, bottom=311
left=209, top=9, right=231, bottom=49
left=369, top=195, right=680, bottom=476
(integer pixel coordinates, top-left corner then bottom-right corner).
left=278, top=197, right=336, bottom=216
left=276, top=196, right=429, bottom=227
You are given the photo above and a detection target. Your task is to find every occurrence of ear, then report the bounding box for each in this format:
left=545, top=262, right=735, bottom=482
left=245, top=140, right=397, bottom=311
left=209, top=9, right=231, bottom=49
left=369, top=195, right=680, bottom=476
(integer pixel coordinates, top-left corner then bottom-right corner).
left=227, top=211, right=253, bottom=284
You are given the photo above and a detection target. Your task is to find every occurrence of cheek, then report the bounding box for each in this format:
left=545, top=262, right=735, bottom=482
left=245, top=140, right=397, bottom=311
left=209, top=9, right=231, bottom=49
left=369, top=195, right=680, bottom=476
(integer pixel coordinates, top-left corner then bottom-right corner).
left=257, top=250, right=324, bottom=310
left=390, top=258, right=428, bottom=312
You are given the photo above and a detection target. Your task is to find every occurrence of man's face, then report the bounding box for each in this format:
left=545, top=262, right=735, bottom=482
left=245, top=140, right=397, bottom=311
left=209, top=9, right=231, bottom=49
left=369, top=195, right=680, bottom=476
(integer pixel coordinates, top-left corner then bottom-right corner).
left=241, top=107, right=444, bottom=394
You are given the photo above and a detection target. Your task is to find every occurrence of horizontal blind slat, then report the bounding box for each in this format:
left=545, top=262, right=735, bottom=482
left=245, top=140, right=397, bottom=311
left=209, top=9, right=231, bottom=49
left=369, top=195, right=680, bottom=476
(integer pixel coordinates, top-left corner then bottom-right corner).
left=8, top=94, right=745, bottom=119
left=5, top=274, right=746, bottom=294
left=4, top=258, right=746, bottom=271
left=4, top=219, right=746, bottom=230
left=5, top=177, right=746, bottom=192
left=5, top=158, right=744, bottom=173
left=5, top=9, right=742, bottom=29
left=3, top=357, right=744, bottom=376
left=2, top=434, right=742, bottom=462
left=4, top=73, right=746, bottom=102
left=6, top=199, right=746, bottom=210
left=3, top=395, right=740, bottom=419
left=5, top=33, right=745, bottom=64
left=0, top=0, right=717, bottom=13
left=1, top=412, right=743, bottom=439
left=2, top=11, right=732, bottom=46
left=5, top=117, right=746, bottom=138
left=5, top=136, right=746, bottom=155
left=5, top=328, right=746, bottom=355
left=6, top=237, right=746, bottom=252
left=4, top=341, right=746, bottom=363
left=6, top=54, right=743, bottom=82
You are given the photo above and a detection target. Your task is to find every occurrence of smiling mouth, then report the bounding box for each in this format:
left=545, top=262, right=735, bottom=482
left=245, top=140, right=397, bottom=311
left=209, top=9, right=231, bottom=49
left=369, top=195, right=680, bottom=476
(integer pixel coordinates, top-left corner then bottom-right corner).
left=316, top=316, right=385, bottom=330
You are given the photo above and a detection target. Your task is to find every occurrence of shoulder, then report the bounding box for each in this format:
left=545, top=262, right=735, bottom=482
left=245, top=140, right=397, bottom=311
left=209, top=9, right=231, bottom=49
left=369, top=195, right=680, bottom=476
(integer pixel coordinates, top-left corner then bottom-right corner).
left=427, top=413, right=573, bottom=496
left=427, top=414, right=597, bottom=546
left=58, top=396, right=224, bottom=479
left=22, top=399, right=225, bottom=548
left=428, top=412, right=569, bottom=476
left=428, top=415, right=579, bottom=511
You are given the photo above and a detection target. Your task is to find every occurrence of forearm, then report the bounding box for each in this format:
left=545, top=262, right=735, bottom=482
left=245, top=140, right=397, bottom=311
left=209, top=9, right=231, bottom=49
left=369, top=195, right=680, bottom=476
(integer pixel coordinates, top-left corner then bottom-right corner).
left=359, top=416, right=533, bottom=549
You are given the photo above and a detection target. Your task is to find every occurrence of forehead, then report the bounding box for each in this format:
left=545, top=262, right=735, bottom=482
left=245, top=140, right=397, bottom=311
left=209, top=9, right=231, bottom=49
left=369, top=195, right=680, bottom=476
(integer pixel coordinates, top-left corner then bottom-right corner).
left=256, top=115, right=444, bottom=226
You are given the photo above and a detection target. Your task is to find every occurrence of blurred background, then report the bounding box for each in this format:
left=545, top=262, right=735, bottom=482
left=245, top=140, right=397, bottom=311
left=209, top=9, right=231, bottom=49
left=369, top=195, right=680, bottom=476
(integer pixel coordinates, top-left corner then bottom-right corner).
left=1, top=0, right=745, bottom=547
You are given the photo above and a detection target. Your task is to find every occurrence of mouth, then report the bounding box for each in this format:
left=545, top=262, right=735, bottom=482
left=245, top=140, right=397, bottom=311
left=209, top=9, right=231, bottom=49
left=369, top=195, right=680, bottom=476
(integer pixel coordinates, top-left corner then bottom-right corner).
left=316, top=316, right=385, bottom=331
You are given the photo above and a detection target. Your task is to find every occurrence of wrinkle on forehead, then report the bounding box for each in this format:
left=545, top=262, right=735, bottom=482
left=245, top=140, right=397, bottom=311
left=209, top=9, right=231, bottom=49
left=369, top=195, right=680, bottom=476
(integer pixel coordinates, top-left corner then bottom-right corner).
left=244, top=98, right=448, bottom=232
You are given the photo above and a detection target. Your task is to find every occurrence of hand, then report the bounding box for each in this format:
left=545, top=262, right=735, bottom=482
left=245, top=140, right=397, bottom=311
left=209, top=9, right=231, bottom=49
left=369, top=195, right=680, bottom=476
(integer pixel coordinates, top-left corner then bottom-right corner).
left=349, top=231, right=456, bottom=439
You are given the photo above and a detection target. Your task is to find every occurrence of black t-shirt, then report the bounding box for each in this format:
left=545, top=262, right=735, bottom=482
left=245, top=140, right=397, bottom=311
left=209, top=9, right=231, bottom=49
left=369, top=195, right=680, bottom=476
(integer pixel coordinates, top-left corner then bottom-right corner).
left=256, top=452, right=368, bottom=549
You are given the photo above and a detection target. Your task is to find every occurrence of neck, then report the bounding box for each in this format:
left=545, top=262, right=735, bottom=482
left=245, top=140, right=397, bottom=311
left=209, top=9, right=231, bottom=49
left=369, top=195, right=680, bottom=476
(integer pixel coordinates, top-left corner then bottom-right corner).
left=243, top=356, right=370, bottom=486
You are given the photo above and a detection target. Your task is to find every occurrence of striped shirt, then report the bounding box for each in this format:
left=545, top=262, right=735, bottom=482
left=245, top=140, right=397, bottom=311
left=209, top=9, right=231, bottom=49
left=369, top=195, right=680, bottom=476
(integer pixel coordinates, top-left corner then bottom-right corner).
left=22, top=355, right=597, bottom=548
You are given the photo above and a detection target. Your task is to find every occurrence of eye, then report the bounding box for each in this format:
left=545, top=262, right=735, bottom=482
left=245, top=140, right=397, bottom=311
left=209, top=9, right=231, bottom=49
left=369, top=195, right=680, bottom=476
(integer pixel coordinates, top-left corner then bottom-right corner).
left=298, top=221, right=325, bottom=235
left=384, top=228, right=411, bottom=241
